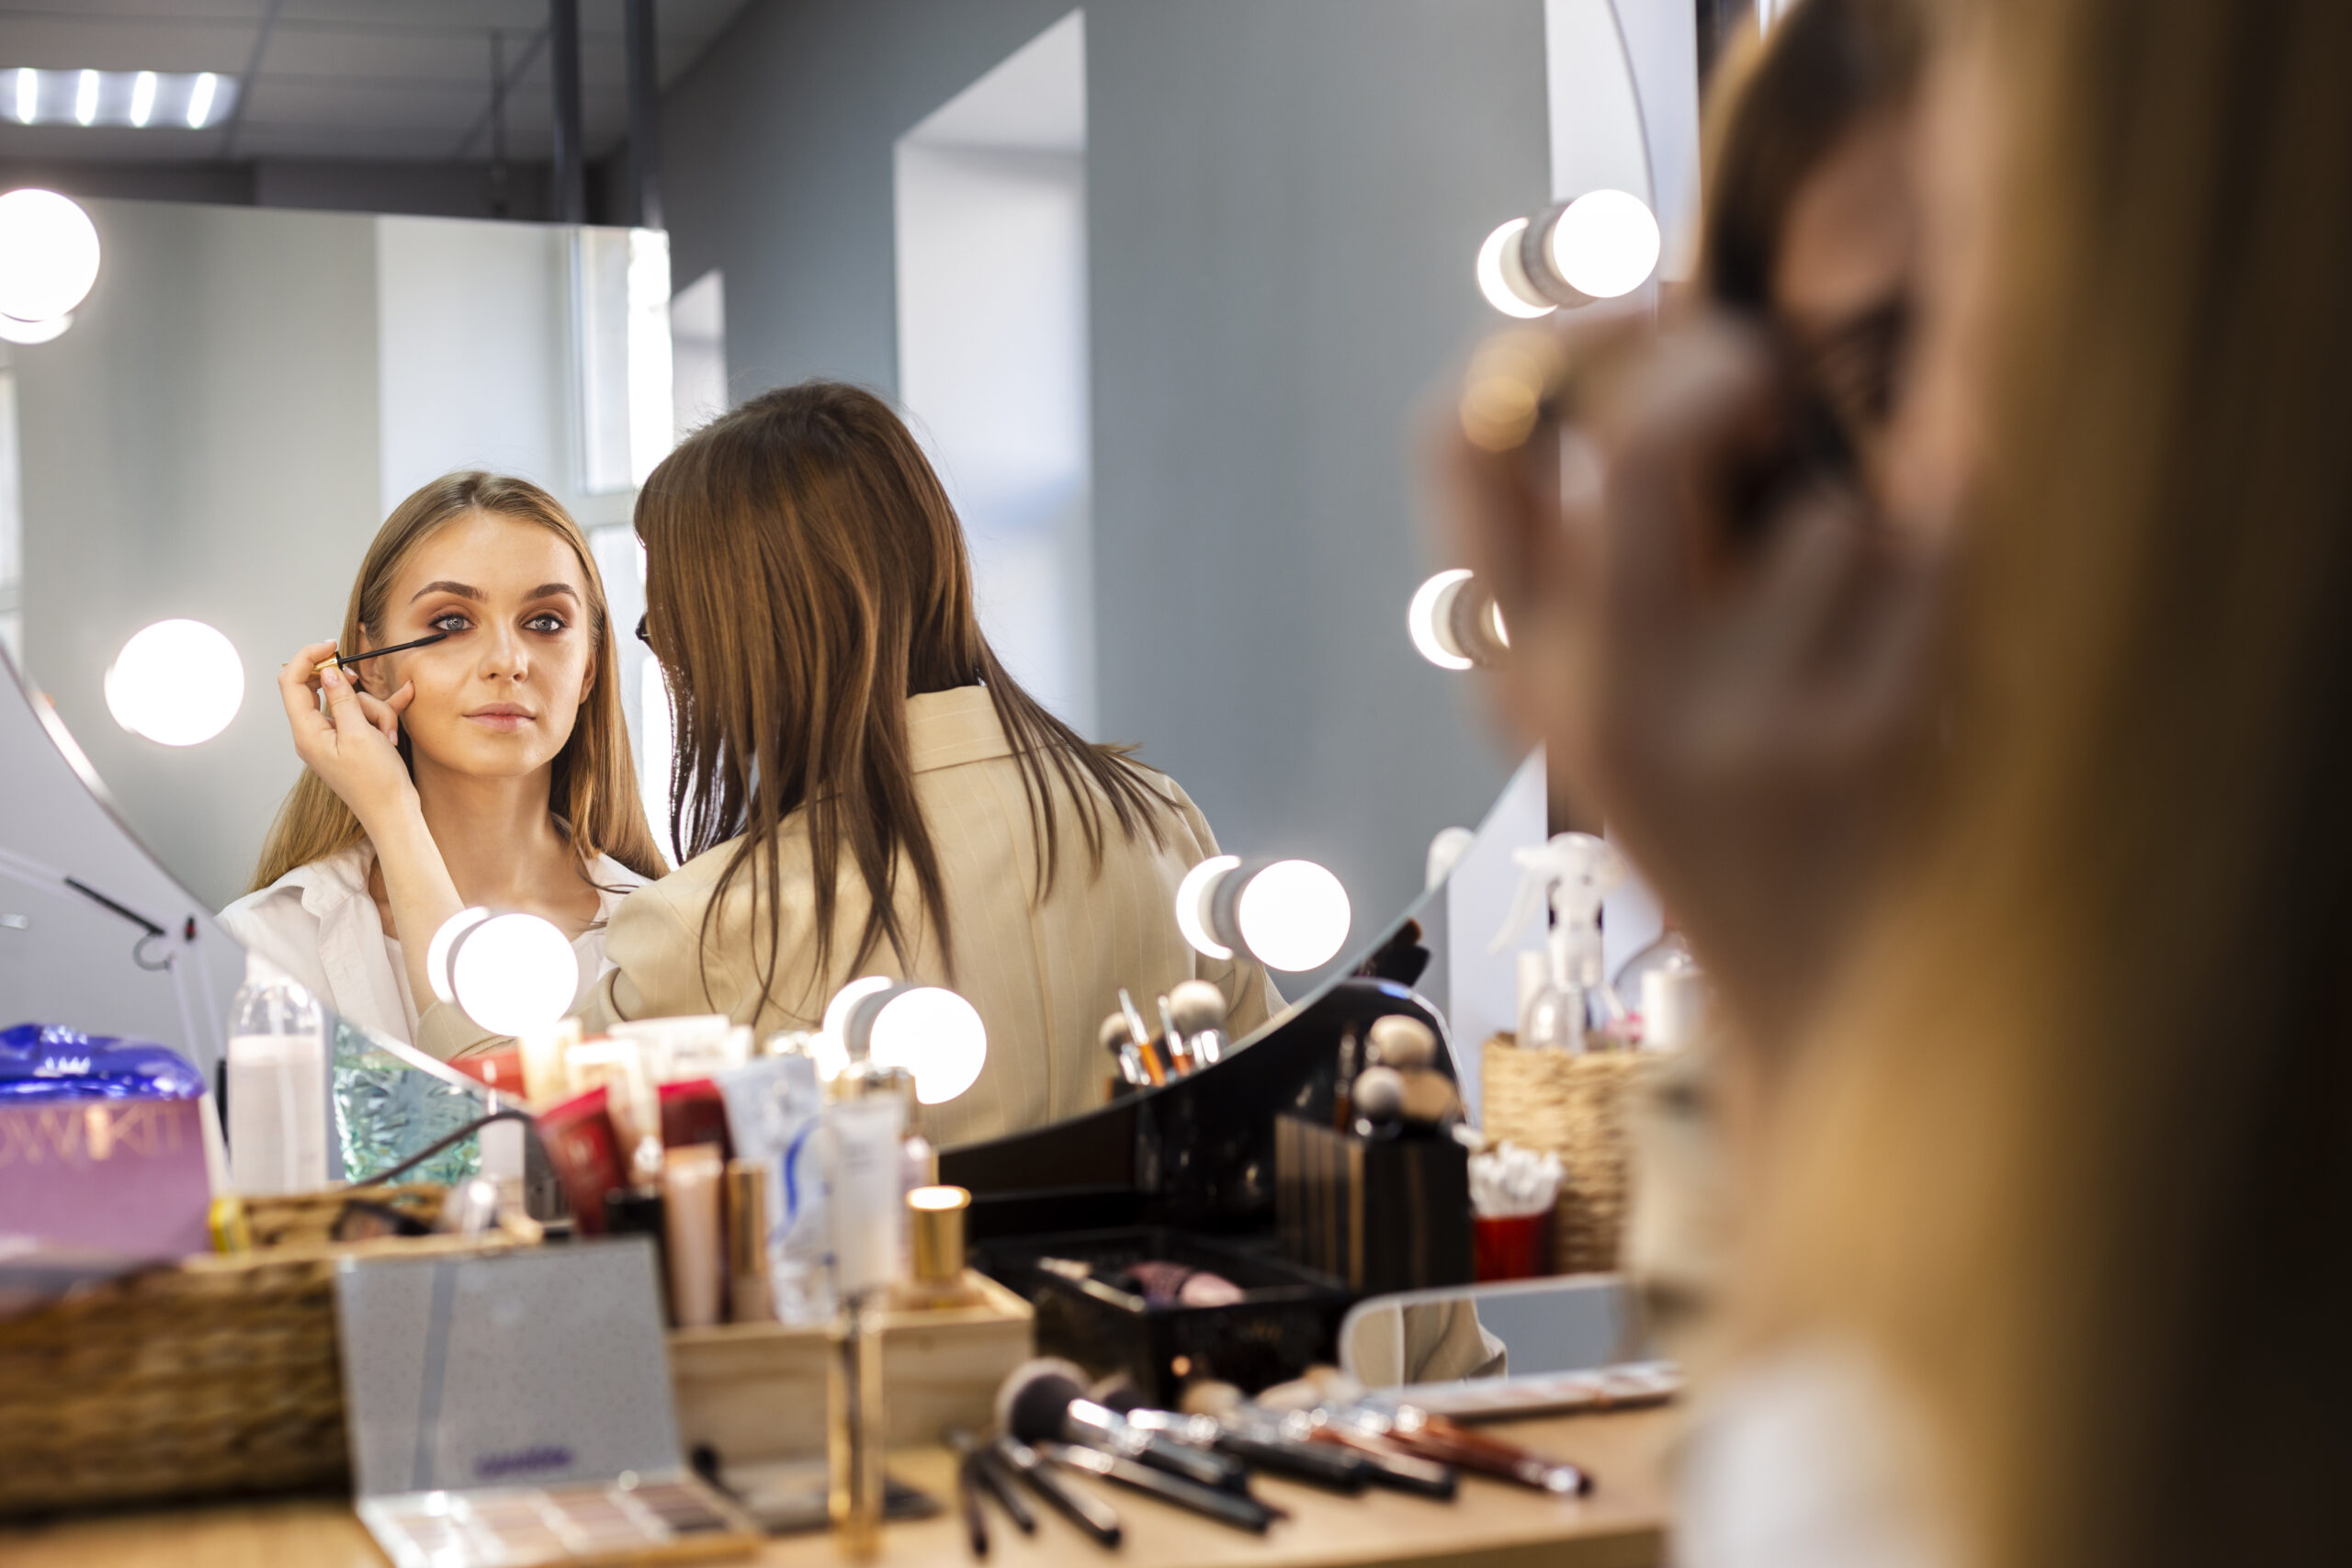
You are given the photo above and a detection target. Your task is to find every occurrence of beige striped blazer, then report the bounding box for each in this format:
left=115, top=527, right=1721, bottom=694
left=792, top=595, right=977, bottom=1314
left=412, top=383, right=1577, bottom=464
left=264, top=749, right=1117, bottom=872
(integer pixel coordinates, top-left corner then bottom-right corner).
left=416, top=685, right=1278, bottom=1149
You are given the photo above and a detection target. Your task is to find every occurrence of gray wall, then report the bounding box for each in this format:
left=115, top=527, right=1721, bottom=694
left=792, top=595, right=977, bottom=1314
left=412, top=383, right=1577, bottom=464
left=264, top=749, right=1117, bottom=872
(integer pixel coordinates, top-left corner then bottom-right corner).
left=662, top=0, right=1544, bottom=964
left=16, top=200, right=385, bottom=911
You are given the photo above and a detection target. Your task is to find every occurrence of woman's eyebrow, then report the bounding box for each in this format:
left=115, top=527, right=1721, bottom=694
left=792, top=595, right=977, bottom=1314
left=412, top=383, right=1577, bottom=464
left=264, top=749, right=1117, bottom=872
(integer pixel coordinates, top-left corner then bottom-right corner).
left=410, top=580, right=480, bottom=604
left=526, top=582, right=582, bottom=603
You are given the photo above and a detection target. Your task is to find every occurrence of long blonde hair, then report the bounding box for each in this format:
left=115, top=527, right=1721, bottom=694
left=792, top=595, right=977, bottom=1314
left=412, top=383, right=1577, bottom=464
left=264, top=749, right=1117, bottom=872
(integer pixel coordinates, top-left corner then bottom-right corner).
left=1748, top=1, right=2352, bottom=1564
left=251, top=472, right=668, bottom=891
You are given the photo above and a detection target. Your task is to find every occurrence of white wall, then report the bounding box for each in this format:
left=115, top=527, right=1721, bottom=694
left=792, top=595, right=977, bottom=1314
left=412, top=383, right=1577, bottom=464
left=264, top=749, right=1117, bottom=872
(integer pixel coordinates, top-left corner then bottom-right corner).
left=11, top=200, right=651, bottom=910
left=14, top=199, right=385, bottom=911
left=896, top=10, right=1096, bottom=734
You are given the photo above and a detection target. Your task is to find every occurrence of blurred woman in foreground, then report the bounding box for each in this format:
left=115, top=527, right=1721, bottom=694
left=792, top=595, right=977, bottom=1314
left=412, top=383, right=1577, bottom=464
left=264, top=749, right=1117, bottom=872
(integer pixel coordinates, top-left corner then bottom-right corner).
left=1447, top=0, right=2352, bottom=1562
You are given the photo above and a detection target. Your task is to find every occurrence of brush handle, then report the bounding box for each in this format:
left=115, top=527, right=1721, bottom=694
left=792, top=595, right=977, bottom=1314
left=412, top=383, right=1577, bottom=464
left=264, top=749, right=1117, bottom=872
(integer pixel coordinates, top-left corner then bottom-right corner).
left=998, top=1437, right=1122, bottom=1546
left=1044, top=1445, right=1273, bottom=1534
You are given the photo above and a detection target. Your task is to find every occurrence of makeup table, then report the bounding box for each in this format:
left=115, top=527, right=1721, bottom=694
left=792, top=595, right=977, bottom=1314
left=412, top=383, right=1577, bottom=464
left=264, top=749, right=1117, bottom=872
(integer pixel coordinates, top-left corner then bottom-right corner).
left=0, top=1406, right=1676, bottom=1568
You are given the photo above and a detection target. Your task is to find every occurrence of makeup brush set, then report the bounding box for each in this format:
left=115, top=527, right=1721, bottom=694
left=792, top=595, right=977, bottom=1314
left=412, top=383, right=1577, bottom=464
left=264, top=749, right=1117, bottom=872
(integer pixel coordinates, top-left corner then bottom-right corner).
left=944, top=1356, right=1592, bottom=1554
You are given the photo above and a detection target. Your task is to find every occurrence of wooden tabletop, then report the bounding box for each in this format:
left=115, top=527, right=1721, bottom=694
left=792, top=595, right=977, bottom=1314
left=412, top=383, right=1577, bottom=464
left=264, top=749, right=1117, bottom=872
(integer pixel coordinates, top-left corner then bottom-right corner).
left=0, top=1407, right=1677, bottom=1568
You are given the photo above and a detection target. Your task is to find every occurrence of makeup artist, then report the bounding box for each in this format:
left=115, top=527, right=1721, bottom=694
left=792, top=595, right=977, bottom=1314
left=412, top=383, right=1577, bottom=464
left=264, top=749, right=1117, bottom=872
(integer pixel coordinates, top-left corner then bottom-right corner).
left=226, top=473, right=667, bottom=1045
left=294, top=383, right=1273, bottom=1146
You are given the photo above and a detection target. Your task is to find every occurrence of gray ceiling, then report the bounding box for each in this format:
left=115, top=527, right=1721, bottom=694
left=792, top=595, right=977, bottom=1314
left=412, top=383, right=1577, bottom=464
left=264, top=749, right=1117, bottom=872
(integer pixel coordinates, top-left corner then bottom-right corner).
left=0, top=0, right=757, bottom=164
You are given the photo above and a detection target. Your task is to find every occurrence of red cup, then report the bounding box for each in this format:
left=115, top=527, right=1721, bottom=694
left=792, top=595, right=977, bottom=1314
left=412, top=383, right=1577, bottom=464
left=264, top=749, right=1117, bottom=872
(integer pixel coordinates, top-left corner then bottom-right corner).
left=1474, top=1209, right=1556, bottom=1281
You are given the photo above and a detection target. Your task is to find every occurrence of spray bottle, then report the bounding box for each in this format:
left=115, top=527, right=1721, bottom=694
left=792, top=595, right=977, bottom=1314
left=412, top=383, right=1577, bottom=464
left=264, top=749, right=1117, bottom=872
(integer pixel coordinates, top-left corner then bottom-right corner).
left=1489, top=832, right=1629, bottom=1052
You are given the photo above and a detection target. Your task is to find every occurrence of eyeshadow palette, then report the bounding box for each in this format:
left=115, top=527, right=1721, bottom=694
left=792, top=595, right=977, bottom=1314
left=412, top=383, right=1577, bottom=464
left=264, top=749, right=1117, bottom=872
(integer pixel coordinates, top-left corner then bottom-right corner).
left=334, top=1243, right=764, bottom=1568
left=360, top=1471, right=762, bottom=1567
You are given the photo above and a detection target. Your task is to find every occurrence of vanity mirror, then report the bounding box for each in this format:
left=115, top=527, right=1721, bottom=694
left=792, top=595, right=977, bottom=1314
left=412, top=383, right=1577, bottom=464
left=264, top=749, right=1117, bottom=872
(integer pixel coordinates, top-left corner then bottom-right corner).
left=0, top=0, right=1685, bottom=1155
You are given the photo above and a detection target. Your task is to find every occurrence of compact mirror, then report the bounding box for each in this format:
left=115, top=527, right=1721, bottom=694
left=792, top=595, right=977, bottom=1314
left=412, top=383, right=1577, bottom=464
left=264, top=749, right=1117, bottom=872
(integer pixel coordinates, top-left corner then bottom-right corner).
left=1337, top=1276, right=1679, bottom=1418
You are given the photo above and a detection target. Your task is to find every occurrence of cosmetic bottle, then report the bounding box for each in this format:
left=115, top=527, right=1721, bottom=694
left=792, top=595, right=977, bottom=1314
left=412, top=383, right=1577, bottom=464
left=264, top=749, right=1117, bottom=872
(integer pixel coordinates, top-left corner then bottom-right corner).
left=224, top=953, right=328, bottom=1195
left=662, top=1144, right=726, bottom=1328
left=1491, top=833, right=1628, bottom=1053
left=824, top=1058, right=906, bottom=1559
left=1612, top=925, right=1692, bottom=1039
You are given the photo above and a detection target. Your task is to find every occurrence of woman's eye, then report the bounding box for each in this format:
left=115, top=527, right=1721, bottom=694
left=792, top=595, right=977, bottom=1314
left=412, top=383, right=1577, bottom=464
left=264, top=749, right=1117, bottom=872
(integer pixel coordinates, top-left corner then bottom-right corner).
left=429, top=613, right=469, bottom=634
left=526, top=614, right=568, bottom=634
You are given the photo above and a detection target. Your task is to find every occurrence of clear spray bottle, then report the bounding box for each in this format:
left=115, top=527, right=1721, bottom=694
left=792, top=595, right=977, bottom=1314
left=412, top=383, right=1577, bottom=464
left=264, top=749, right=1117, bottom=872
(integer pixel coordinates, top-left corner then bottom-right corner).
left=1489, top=832, right=1629, bottom=1052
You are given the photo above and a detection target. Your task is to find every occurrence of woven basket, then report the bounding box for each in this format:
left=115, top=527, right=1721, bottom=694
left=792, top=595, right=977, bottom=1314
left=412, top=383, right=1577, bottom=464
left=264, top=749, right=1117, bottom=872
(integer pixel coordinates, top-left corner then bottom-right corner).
left=0, top=1183, right=519, bottom=1519
left=1480, top=1036, right=1661, bottom=1275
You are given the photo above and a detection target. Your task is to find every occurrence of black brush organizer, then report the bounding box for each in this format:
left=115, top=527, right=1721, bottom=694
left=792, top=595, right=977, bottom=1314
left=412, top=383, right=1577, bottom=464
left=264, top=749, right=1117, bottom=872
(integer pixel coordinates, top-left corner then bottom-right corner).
left=972, top=1226, right=1351, bottom=1406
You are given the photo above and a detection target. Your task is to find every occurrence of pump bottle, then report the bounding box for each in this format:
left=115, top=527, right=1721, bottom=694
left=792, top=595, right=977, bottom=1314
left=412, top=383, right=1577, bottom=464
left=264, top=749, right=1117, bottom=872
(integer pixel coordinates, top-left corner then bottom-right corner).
left=1490, top=833, right=1629, bottom=1053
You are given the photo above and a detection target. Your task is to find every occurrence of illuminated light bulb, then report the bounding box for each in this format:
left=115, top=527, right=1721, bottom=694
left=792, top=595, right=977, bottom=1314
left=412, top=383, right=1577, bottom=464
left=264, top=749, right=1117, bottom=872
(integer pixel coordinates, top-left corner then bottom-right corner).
left=187, top=72, right=217, bottom=130
left=1547, top=189, right=1660, bottom=301
left=1175, top=854, right=1241, bottom=961
left=13, top=69, right=35, bottom=125
left=1178, top=856, right=1353, bottom=973
left=864, top=986, right=987, bottom=1105
left=74, top=69, right=96, bottom=127
left=1408, top=569, right=1476, bottom=671
left=0, top=311, right=70, bottom=344
left=822, top=976, right=893, bottom=1052
left=446, top=912, right=580, bottom=1038
left=425, top=907, right=492, bottom=1005
left=0, top=188, right=102, bottom=324
left=129, top=71, right=155, bottom=128
left=1235, top=859, right=1352, bottom=973
left=1475, top=218, right=1554, bottom=320
left=104, top=618, right=243, bottom=745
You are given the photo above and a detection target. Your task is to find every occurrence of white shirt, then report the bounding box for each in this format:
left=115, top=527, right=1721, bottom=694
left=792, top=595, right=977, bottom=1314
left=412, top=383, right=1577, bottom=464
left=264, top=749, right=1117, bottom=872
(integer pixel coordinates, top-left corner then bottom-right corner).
left=219, top=840, right=648, bottom=1046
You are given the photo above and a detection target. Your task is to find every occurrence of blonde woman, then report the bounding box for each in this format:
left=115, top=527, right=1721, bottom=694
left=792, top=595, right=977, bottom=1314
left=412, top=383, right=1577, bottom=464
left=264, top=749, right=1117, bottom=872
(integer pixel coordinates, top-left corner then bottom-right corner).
left=222, top=472, right=667, bottom=1044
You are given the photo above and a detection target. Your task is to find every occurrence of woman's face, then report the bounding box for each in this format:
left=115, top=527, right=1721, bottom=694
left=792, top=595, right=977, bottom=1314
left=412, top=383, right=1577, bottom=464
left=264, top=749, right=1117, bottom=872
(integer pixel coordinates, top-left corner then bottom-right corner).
left=1771, top=103, right=1923, bottom=491
left=361, top=511, right=597, bottom=783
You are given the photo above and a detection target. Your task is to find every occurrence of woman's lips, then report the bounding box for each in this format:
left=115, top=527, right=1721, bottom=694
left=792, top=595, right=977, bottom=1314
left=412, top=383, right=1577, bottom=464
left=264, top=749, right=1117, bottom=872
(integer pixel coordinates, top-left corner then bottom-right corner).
left=464, top=705, right=535, bottom=732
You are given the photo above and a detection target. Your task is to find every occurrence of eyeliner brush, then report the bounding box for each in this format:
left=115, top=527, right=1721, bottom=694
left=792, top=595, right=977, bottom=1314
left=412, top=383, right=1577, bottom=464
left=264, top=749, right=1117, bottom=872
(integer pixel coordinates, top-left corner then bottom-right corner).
left=313, top=630, right=450, bottom=676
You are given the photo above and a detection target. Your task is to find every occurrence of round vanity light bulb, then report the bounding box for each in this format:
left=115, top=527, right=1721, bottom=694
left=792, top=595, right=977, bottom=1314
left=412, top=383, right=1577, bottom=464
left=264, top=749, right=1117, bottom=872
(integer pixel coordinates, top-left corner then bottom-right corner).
left=425, top=907, right=493, bottom=1005
left=1548, top=189, right=1661, bottom=301
left=0, top=188, right=101, bottom=324
left=1235, top=859, right=1352, bottom=973
left=1476, top=218, right=1555, bottom=320
left=821, top=975, right=895, bottom=1072
left=105, top=618, right=244, bottom=745
left=1408, top=569, right=1476, bottom=671
left=0, top=310, right=70, bottom=344
left=1176, top=854, right=1241, bottom=961
left=447, top=911, right=579, bottom=1038
left=865, top=986, right=988, bottom=1105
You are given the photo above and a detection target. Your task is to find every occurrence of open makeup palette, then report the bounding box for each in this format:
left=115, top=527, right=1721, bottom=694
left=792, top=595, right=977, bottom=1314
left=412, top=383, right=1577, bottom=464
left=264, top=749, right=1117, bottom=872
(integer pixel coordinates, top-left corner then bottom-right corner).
left=334, top=1239, right=763, bottom=1568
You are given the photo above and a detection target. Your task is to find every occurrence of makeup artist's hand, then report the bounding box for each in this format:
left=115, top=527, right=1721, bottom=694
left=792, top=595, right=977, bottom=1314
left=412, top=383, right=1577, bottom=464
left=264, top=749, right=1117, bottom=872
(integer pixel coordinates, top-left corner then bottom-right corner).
left=277, top=639, right=420, bottom=831
left=1439, top=313, right=1948, bottom=1066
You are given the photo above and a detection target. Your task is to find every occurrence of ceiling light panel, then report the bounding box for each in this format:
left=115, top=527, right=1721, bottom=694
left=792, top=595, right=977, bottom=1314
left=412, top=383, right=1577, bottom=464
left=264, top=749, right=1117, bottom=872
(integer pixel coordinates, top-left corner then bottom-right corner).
left=4, top=69, right=237, bottom=130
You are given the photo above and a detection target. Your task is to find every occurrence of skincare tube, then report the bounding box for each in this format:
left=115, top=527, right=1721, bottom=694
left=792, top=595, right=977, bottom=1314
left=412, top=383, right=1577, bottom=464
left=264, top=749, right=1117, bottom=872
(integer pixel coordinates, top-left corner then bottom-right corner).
left=662, top=1144, right=726, bottom=1328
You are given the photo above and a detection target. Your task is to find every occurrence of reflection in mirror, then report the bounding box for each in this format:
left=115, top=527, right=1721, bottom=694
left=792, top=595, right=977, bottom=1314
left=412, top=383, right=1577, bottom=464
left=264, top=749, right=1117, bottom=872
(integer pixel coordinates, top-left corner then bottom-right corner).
left=2, top=0, right=1674, bottom=1159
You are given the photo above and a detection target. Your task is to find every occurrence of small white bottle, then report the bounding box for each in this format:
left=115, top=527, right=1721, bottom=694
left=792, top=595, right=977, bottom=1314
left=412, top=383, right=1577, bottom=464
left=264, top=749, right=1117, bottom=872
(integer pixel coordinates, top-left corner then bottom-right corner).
left=225, top=953, right=329, bottom=1195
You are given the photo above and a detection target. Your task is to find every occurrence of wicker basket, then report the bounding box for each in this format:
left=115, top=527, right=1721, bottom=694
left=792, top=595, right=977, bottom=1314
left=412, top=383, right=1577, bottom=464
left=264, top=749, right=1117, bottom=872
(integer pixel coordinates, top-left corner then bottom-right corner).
left=0, top=1184, right=521, bottom=1519
left=1480, top=1036, right=1662, bottom=1275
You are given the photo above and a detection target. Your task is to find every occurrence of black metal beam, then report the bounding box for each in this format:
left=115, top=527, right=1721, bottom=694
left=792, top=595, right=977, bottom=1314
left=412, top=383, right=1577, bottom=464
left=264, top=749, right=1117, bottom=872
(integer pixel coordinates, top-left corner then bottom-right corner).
left=624, top=0, right=663, bottom=230
left=548, top=0, right=585, bottom=224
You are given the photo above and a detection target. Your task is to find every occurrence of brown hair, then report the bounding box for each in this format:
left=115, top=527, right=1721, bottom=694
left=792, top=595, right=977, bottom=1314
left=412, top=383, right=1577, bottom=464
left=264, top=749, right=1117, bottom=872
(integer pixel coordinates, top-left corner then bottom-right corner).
left=250, top=472, right=668, bottom=891
left=1700, top=0, right=1928, bottom=310
left=1749, top=2, right=2352, bottom=1566
left=636, top=380, right=1170, bottom=1007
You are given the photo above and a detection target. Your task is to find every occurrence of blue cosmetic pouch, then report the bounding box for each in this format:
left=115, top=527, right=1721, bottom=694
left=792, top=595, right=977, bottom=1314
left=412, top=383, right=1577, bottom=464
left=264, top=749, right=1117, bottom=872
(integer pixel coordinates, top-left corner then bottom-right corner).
left=0, top=1022, right=206, bottom=1100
